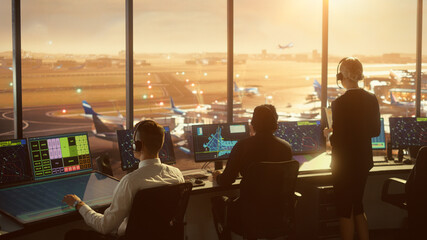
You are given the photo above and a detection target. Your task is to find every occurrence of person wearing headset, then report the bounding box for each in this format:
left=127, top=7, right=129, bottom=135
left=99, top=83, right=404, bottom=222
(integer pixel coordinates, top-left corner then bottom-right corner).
left=63, top=120, right=184, bottom=239
left=211, top=104, right=292, bottom=240
left=324, top=57, right=380, bottom=240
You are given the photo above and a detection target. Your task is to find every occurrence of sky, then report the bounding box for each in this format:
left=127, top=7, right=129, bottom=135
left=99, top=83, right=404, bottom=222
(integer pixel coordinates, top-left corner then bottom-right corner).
left=0, top=0, right=425, bottom=55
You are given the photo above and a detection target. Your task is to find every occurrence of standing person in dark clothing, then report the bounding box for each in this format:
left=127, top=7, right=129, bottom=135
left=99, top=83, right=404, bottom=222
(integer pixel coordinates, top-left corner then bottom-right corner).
left=324, top=57, right=380, bottom=240
left=211, top=104, right=293, bottom=239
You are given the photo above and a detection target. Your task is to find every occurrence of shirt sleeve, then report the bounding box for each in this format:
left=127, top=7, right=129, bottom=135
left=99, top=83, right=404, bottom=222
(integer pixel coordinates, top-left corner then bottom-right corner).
left=216, top=141, right=243, bottom=186
left=78, top=176, right=134, bottom=235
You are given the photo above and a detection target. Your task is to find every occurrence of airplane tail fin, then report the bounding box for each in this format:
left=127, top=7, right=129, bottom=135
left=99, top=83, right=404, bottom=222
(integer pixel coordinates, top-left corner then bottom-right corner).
left=234, top=81, right=239, bottom=92
left=170, top=97, right=176, bottom=109
left=82, top=100, right=98, bottom=115
left=92, top=114, right=111, bottom=134
left=313, top=79, right=321, bottom=99
left=390, top=92, right=397, bottom=104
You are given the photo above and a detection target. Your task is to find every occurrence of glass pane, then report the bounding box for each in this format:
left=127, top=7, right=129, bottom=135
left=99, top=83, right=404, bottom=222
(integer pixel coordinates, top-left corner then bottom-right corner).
left=235, top=0, right=322, bottom=121
left=21, top=1, right=126, bottom=177
left=422, top=4, right=427, bottom=117
left=134, top=1, right=227, bottom=171
left=0, top=1, right=13, bottom=140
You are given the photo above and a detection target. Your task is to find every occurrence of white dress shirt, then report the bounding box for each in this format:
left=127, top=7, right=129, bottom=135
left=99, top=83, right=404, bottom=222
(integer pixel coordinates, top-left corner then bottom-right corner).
left=78, top=158, right=184, bottom=236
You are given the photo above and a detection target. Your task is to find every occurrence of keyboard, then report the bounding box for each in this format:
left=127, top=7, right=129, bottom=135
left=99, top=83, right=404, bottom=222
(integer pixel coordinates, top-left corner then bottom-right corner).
left=183, top=173, right=208, bottom=180
left=373, top=161, right=404, bottom=166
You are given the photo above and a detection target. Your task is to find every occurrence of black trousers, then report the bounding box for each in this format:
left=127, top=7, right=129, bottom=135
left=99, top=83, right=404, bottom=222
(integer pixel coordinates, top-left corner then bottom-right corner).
left=211, top=196, right=242, bottom=240
left=64, top=229, right=116, bottom=240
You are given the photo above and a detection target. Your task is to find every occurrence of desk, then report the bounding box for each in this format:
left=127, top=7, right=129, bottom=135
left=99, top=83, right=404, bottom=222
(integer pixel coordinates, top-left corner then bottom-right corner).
left=0, top=155, right=414, bottom=240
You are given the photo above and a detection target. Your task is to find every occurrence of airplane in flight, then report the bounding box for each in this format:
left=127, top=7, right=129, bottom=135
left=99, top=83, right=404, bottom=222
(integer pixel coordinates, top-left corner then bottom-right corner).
left=278, top=42, right=294, bottom=49
left=234, top=81, right=260, bottom=96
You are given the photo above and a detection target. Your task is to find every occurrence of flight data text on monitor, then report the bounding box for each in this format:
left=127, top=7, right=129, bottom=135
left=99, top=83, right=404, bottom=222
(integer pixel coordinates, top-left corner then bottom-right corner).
left=117, top=126, right=176, bottom=171
left=371, top=118, right=386, bottom=150
left=192, top=123, right=249, bottom=162
left=390, top=117, right=427, bottom=148
left=274, top=120, right=323, bottom=154
left=28, top=132, right=92, bottom=180
left=0, top=139, right=32, bottom=185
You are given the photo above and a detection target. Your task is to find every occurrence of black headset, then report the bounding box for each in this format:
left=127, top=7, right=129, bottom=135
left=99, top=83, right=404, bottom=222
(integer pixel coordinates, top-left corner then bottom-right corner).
left=132, top=120, right=152, bottom=152
left=336, top=57, right=364, bottom=84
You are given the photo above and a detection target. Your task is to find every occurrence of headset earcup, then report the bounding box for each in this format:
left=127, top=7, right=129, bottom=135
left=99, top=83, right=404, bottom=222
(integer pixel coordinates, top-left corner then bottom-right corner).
left=133, top=141, right=142, bottom=152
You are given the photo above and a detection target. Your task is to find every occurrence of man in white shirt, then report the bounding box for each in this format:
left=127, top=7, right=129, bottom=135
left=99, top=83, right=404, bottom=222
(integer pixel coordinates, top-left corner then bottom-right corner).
left=63, top=120, right=184, bottom=239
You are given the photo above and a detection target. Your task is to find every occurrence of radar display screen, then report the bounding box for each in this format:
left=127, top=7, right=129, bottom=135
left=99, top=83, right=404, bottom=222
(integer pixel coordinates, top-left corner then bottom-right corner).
left=117, top=126, right=176, bottom=171
left=192, top=123, right=249, bottom=162
left=390, top=117, right=427, bottom=148
left=28, top=132, right=92, bottom=180
left=0, top=139, right=32, bottom=186
left=274, top=120, right=323, bottom=154
left=371, top=118, right=386, bottom=150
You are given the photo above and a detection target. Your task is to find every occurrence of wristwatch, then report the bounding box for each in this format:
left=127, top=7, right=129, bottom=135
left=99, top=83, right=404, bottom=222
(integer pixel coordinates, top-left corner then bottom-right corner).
left=73, top=200, right=81, bottom=209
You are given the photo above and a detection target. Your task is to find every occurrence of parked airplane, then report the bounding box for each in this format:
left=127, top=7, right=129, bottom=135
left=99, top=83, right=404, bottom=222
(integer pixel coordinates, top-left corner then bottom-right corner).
left=234, top=81, right=260, bottom=96
left=90, top=113, right=122, bottom=141
left=310, top=79, right=344, bottom=102
left=82, top=100, right=126, bottom=125
left=278, top=42, right=294, bottom=49
left=167, top=97, right=187, bottom=115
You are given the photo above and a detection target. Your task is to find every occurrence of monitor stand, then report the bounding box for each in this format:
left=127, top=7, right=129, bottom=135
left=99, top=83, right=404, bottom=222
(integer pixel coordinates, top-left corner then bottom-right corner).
left=214, top=161, right=223, bottom=170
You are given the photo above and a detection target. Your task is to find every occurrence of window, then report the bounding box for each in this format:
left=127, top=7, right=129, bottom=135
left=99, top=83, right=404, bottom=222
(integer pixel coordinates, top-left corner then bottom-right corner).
left=235, top=0, right=323, bottom=121
left=134, top=1, right=227, bottom=170
left=21, top=1, right=126, bottom=177
left=0, top=1, right=13, bottom=140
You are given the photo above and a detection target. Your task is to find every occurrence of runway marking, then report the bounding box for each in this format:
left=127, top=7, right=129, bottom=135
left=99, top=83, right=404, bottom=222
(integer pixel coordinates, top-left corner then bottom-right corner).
left=2, top=111, right=30, bottom=130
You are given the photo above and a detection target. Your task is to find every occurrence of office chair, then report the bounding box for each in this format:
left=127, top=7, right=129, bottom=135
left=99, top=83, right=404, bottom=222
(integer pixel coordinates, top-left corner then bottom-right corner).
left=119, top=182, right=193, bottom=240
left=238, top=160, right=300, bottom=240
left=381, top=147, right=427, bottom=239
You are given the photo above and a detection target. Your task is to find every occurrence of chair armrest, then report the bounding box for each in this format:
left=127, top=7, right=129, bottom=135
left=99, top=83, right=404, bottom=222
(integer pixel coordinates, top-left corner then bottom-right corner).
left=381, top=177, right=407, bottom=210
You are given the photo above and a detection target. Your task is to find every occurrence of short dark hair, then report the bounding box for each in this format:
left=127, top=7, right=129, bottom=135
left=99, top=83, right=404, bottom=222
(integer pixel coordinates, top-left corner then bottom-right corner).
left=251, top=104, right=278, bottom=133
left=134, top=120, right=165, bottom=155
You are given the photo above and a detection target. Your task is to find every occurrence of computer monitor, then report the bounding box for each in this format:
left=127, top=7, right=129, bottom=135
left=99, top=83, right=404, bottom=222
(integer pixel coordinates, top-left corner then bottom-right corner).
left=371, top=118, right=386, bottom=150
left=390, top=117, right=427, bottom=149
left=117, top=126, right=176, bottom=171
left=0, top=139, right=32, bottom=186
left=28, top=132, right=92, bottom=180
left=192, top=123, right=250, bottom=162
left=274, top=120, right=324, bottom=154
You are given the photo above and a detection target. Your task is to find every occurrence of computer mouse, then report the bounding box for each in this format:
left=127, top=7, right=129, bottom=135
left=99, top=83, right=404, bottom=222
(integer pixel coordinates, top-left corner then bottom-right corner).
left=194, top=179, right=204, bottom=184
left=403, top=158, right=413, bottom=165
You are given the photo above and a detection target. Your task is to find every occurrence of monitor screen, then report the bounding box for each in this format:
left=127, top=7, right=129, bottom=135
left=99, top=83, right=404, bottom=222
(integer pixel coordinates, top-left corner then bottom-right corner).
left=371, top=118, right=386, bottom=150
left=117, top=126, right=176, bottom=171
left=390, top=117, right=427, bottom=148
left=0, top=139, right=32, bottom=186
left=274, top=120, right=323, bottom=154
left=0, top=172, right=118, bottom=224
left=192, top=123, right=250, bottom=162
left=28, top=132, right=92, bottom=180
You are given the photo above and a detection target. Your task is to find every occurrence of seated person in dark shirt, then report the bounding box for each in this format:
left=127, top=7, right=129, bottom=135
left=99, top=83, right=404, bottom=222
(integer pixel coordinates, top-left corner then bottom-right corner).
left=211, top=104, right=292, bottom=239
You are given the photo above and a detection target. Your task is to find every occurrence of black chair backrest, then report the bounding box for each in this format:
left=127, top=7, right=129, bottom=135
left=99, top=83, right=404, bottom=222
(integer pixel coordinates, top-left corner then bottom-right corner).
left=124, top=182, right=193, bottom=240
left=406, top=146, right=427, bottom=203
left=240, top=160, right=300, bottom=239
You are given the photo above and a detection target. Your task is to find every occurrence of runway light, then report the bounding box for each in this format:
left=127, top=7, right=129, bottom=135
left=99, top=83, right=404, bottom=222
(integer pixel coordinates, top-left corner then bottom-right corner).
left=267, top=95, right=273, bottom=100
left=204, top=72, right=208, bottom=76
left=196, top=105, right=201, bottom=109
left=167, top=55, right=170, bottom=60
left=265, top=75, right=269, bottom=79
left=176, top=72, right=179, bottom=75
left=412, top=95, right=416, bottom=100
left=192, top=90, right=197, bottom=94
left=214, top=115, right=218, bottom=119
left=9, top=82, right=13, bottom=87
left=62, top=109, right=67, bottom=114
left=142, top=94, right=148, bottom=99
left=150, top=94, right=154, bottom=98
left=148, top=85, right=152, bottom=89
left=147, top=80, right=151, bottom=84
left=76, top=88, right=82, bottom=94
left=236, top=74, right=240, bottom=78
left=197, top=114, right=201, bottom=117
left=148, top=72, right=151, bottom=76
left=305, top=76, right=310, bottom=81
left=181, top=72, right=185, bottom=75
left=159, top=102, right=164, bottom=106
left=199, top=90, right=203, bottom=94
left=186, top=79, right=189, bottom=83
left=191, top=83, right=195, bottom=87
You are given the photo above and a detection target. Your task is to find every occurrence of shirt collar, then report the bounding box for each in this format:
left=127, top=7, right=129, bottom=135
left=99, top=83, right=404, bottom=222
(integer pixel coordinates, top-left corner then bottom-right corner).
left=138, top=158, right=161, bottom=168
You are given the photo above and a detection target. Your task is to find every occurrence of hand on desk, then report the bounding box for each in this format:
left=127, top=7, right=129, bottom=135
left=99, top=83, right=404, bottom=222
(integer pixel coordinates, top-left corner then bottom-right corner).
left=63, top=194, right=85, bottom=210
left=323, top=128, right=333, bottom=139
left=212, top=170, right=222, bottom=183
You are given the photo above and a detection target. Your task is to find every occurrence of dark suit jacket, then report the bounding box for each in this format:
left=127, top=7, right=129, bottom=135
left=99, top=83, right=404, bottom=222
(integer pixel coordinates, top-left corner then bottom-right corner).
left=217, top=133, right=292, bottom=186
left=330, top=88, right=380, bottom=172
